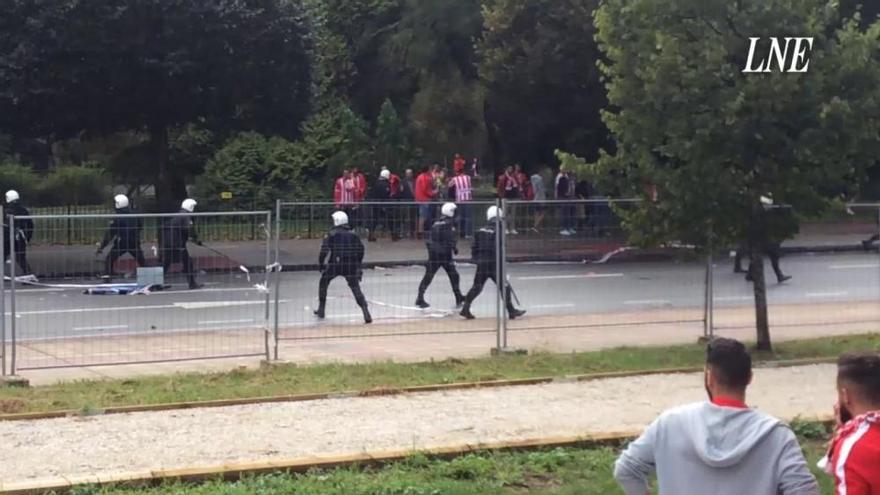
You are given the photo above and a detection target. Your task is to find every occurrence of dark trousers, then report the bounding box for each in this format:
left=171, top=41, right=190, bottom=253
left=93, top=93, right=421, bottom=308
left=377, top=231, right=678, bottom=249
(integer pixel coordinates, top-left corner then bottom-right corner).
left=3, top=241, right=30, bottom=275
left=317, top=266, right=368, bottom=311
left=163, top=247, right=197, bottom=285
left=463, top=264, right=516, bottom=314
left=369, top=206, right=399, bottom=241
left=734, top=245, right=785, bottom=281
left=105, top=245, right=147, bottom=276
left=418, top=253, right=463, bottom=300
left=559, top=203, right=576, bottom=231
left=457, top=203, right=472, bottom=237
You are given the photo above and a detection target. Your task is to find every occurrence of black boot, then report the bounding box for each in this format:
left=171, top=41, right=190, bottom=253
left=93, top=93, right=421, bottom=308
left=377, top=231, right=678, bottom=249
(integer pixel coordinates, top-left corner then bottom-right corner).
left=313, top=305, right=325, bottom=319
left=415, top=296, right=430, bottom=309
left=509, top=308, right=526, bottom=320
left=188, top=278, right=203, bottom=290
left=460, top=304, right=475, bottom=320
left=777, top=275, right=792, bottom=284
left=455, top=294, right=465, bottom=308
left=362, top=306, right=372, bottom=324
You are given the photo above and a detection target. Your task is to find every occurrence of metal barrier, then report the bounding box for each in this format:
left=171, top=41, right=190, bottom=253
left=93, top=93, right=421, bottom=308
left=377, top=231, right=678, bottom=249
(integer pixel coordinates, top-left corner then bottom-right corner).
left=4, top=210, right=272, bottom=373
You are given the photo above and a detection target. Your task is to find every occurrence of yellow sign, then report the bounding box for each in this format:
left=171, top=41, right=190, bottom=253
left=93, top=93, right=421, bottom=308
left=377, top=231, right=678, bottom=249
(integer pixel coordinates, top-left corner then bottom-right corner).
left=220, top=192, right=233, bottom=200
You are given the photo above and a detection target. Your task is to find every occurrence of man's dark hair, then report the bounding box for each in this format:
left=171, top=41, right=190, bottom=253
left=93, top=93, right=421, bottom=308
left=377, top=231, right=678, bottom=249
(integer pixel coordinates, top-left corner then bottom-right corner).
left=706, top=338, right=752, bottom=389
left=838, top=352, right=880, bottom=405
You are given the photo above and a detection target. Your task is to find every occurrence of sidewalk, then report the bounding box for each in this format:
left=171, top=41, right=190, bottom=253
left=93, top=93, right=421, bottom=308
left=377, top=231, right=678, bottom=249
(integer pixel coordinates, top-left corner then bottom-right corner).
left=12, top=299, right=879, bottom=386
left=0, top=363, right=837, bottom=489
left=22, top=220, right=880, bottom=279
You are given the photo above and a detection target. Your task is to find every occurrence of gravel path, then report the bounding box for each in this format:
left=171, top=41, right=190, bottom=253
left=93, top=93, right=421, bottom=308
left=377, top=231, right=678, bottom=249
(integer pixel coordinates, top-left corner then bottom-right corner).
left=2, top=364, right=837, bottom=484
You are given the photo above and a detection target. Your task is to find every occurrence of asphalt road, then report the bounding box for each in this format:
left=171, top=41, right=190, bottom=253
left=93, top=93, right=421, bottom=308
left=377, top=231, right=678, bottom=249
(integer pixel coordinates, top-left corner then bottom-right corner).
left=3, top=251, right=878, bottom=344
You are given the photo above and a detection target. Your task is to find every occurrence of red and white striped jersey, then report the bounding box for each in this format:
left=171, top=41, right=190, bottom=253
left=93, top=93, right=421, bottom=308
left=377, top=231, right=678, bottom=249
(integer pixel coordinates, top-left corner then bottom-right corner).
left=449, top=174, right=472, bottom=202
left=334, top=177, right=356, bottom=206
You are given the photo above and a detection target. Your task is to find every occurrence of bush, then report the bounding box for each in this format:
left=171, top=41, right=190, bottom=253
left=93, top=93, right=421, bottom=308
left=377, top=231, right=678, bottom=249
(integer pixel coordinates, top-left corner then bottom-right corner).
left=38, top=165, right=111, bottom=206
left=0, top=162, right=39, bottom=200
left=196, top=132, right=306, bottom=210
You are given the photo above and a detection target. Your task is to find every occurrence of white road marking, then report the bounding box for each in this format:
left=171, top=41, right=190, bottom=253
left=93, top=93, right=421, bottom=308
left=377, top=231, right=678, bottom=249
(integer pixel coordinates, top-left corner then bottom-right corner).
left=829, top=264, right=880, bottom=270
left=530, top=304, right=577, bottom=309
left=198, top=319, right=257, bottom=326
left=517, top=273, right=624, bottom=281
left=72, top=324, right=129, bottom=332
left=624, top=299, right=672, bottom=306
left=806, top=291, right=849, bottom=298
left=714, top=296, right=752, bottom=302
left=173, top=300, right=275, bottom=310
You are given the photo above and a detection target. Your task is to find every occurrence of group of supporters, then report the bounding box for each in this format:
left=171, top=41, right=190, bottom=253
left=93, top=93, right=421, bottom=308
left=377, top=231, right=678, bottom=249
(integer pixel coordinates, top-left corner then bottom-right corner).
left=614, top=338, right=880, bottom=495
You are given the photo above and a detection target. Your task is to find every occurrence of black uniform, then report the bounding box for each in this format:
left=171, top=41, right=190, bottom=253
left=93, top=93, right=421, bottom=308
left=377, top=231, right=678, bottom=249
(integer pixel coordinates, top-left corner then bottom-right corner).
left=316, top=225, right=372, bottom=324
left=367, top=178, right=398, bottom=242
left=161, top=210, right=201, bottom=289
left=416, top=216, right=463, bottom=308
left=98, top=207, right=147, bottom=278
left=3, top=201, right=33, bottom=275
left=734, top=204, right=794, bottom=284
left=460, top=222, right=525, bottom=320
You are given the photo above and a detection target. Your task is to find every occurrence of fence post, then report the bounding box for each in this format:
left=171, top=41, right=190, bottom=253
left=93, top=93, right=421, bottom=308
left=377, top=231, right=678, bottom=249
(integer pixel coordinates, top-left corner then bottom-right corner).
left=494, top=198, right=503, bottom=351
left=9, top=217, right=16, bottom=375
left=66, top=205, right=72, bottom=245
left=273, top=200, right=282, bottom=361
left=703, top=250, right=714, bottom=341
left=263, top=211, right=272, bottom=362
left=0, top=205, right=5, bottom=376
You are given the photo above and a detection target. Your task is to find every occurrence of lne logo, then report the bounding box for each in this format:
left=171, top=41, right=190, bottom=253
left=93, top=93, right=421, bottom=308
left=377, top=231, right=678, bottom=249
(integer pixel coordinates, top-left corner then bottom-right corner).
left=742, top=37, right=814, bottom=73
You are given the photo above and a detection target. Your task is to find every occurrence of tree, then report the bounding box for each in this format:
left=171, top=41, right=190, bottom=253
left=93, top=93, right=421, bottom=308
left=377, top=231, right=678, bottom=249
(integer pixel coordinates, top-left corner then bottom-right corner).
left=589, top=0, right=880, bottom=350
left=197, top=132, right=303, bottom=210
left=375, top=99, right=409, bottom=168
left=477, top=0, right=608, bottom=172
left=0, top=0, right=312, bottom=211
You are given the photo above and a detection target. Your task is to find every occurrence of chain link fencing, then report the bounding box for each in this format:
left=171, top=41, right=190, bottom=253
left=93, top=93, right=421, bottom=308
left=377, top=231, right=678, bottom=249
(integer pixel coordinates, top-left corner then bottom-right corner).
left=2, top=210, right=272, bottom=374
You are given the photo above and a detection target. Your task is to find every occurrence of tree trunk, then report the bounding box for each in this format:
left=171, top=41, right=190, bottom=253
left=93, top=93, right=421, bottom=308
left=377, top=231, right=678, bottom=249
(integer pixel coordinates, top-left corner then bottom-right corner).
left=751, top=249, right=772, bottom=350
left=150, top=124, right=173, bottom=213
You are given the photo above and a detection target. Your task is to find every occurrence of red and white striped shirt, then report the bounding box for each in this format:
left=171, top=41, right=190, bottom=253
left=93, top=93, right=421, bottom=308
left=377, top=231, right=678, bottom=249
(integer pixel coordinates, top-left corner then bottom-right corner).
left=449, top=174, right=472, bottom=202
left=334, top=177, right=356, bottom=206
left=822, top=411, right=880, bottom=494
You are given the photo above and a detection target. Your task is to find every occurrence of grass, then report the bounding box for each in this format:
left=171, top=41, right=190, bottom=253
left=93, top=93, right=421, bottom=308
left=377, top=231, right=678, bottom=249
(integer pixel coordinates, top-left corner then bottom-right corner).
left=2, top=333, right=878, bottom=415
left=59, top=434, right=836, bottom=494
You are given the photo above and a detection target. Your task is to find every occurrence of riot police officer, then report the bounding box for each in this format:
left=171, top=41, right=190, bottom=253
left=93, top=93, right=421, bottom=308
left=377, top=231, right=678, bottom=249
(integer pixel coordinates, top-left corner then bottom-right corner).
left=315, top=211, right=372, bottom=324
left=460, top=206, right=526, bottom=320
left=416, top=202, right=464, bottom=309
left=3, top=190, right=33, bottom=275
left=162, top=198, right=203, bottom=290
left=96, top=194, right=147, bottom=279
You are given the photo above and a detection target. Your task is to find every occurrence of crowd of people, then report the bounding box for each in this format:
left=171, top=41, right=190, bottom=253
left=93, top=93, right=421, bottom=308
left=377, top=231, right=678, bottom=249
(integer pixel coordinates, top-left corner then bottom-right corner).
left=330, top=156, right=613, bottom=240
left=614, top=338, right=880, bottom=495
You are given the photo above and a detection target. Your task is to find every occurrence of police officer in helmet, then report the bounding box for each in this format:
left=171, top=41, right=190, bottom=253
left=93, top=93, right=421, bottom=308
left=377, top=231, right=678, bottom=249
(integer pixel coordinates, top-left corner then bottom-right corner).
left=460, top=206, right=526, bottom=320
left=3, top=190, right=33, bottom=275
left=162, top=198, right=203, bottom=290
left=315, top=211, right=372, bottom=324
left=96, top=194, right=147, bottom=280
left=415, top=202, right=464, bottom=309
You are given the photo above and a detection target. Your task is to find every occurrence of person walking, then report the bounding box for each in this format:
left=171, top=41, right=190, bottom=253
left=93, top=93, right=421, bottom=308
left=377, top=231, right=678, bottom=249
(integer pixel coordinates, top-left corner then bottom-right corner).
left=162, top=198, right=203, bottom=290
left=314, top=211, right=371, bottom=324
left=366, top=169, right=398, bottom=242
left=400, top=168, right=416, bottom=239
left=530, top=171, right=547, bottom=232
left=415, top=203, right=464, bottom=309
left=496, top=166, right=521, bottom=234
left=555, top=166, right=576, bottom=236
left=460, top=206, right=526, bottom=321
left=96, top=194, right=147, bottom=280
left=415, top=165, right=437, bottom=236
left=3, top=190, right=33, bottom=275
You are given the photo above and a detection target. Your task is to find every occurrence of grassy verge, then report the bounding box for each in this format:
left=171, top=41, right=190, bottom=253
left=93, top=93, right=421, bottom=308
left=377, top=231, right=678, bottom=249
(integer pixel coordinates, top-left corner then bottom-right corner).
left=2, top=333, right=876, bottom=415
left=61, top=425, right=835, bottom=495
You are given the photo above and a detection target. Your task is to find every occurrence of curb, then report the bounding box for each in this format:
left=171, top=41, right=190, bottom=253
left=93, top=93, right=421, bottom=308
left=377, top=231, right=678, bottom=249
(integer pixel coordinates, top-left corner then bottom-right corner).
left=0, top=357, right=838, bottom=423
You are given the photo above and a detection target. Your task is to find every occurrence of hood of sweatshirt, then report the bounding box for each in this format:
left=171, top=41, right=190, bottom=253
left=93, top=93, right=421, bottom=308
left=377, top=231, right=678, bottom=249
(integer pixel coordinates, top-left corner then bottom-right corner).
left=688, top=402, right=784, bottom=468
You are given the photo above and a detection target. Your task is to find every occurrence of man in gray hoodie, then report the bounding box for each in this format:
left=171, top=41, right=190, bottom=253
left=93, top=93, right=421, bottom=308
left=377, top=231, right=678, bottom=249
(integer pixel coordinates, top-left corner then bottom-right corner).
left=614, top=338, right=819, bottom=495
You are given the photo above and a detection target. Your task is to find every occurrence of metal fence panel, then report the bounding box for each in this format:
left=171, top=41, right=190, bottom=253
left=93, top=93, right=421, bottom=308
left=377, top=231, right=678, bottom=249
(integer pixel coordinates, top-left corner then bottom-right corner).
left=501, top=199, right=708, bottom=352
left=8, top=211, right=272, bottom=372
left=711, top=203, right=880, bottom=336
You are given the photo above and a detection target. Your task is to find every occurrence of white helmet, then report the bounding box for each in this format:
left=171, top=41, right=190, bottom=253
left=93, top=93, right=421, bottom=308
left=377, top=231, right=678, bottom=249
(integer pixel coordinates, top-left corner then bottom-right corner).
left=487, top=206, right=503, bottom=221
left=114, top=194, right=130, bottom=209
left=441, top=202, right=457, bottom=218
left=181, top=198, right=197, bottom=213
left=5, top=190, right=19, bottom=203
left=332, top=211, right=349, bottom=227
left=380, top=169, right=391, bottom=180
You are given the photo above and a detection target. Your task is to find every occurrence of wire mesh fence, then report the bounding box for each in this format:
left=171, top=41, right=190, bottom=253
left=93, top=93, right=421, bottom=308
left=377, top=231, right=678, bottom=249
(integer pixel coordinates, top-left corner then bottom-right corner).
left=3, top=210, right=272, bottom=373
left=711, top=203, right=880, bottom=336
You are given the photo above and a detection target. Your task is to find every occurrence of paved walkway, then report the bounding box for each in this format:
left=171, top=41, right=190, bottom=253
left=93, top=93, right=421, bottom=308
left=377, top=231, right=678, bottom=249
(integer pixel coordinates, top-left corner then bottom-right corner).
left=12, top=299, right=878, bottom=386
left=0, top=363, right=837, bottom=490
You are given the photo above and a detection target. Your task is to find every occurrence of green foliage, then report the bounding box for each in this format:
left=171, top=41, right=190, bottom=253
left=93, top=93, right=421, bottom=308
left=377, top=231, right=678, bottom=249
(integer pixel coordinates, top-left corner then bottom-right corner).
left=0, top=162, right=38, bottom=199
left=790, top=419, right=830, bottom=440
left=591, top=0, right=880, bottom=249
left=197, top=133, right=304, bottom=209
left=477, top=0, right=607, bottom=170
left=38, top=166, right=110, bottom=206
left=376, top=99, right=410, bottom=168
